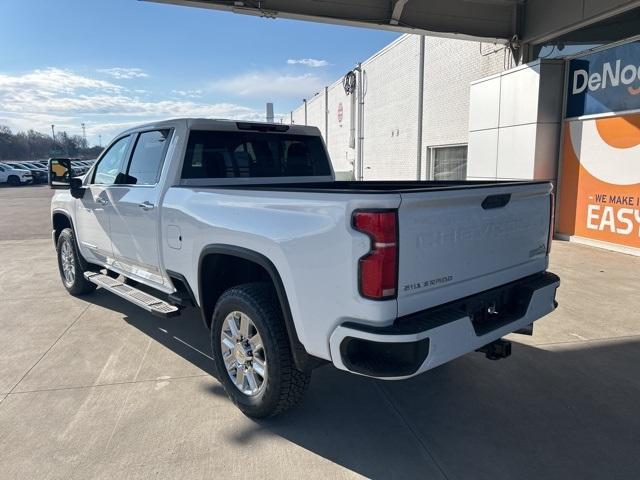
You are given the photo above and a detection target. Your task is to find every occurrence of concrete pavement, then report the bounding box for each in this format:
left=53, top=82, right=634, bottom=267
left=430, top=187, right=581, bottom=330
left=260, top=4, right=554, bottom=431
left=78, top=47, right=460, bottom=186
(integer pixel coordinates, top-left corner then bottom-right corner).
left=0, top=185, right=639, bottom=479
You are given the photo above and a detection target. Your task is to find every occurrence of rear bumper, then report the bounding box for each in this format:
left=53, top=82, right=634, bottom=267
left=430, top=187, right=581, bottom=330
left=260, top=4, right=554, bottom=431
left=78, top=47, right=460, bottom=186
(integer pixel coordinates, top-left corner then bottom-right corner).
left=329, top=272, right=560, bottom=379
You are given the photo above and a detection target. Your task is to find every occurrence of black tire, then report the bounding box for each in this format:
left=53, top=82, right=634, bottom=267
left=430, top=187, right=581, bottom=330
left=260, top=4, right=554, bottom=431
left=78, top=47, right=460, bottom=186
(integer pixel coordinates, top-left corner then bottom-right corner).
left=211, top=283, right=311, bottom=418
left=8, top=175, right=20, bottom=186
left=56, top=228, right=97, bottom=296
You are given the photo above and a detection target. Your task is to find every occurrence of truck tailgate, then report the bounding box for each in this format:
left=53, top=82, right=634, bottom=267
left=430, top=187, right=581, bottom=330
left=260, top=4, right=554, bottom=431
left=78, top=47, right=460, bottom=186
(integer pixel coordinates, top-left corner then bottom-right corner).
left=397, top=182, right=552, bottom=317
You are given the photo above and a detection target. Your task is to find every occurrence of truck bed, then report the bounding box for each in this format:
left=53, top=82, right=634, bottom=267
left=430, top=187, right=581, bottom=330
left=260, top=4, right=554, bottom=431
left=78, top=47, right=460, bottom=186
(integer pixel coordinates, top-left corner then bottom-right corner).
left=190, top=180, right=548, bottom=194
left=177, top=179, right=554, bottom=319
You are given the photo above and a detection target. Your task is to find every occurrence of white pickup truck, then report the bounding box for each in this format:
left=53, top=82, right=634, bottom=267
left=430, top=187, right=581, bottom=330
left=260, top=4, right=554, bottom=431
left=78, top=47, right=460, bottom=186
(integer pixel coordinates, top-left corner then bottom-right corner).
left=50, top=118, right=559, bottom=417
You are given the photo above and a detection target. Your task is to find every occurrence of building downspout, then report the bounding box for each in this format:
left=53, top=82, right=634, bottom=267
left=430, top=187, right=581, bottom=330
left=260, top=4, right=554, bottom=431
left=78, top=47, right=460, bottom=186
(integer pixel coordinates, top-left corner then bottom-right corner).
left=416, top=35, right=425, bottom=180
left=303, top=99, right=308, bottom=125
left=324, top=86, right=329, bottom=145
left=356, top=63, right=364, bottom=180
left=348, top=82, right=356, bottom=149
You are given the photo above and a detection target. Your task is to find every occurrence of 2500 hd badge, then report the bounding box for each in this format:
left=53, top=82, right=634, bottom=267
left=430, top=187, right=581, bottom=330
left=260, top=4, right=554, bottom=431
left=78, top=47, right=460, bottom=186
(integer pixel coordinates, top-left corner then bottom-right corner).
left=403, top=275, right=454, bottom=292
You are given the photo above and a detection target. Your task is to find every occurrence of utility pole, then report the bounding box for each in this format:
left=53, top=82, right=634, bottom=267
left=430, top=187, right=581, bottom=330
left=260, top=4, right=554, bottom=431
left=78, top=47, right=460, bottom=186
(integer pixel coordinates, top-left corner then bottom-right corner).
left=51, top=124, right=56, bottom=142
left=81, top=123, right=86, bottom=146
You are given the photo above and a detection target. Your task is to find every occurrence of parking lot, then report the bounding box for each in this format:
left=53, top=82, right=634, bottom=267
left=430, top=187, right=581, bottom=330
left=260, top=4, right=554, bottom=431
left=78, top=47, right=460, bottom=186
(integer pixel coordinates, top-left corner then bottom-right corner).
left=0, top=184, right=639, bottom=480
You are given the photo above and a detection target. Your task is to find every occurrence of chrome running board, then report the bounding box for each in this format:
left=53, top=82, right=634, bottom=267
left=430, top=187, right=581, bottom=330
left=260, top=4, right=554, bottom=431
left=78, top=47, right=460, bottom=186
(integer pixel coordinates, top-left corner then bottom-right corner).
left=84, top=272, right=179, bottom=317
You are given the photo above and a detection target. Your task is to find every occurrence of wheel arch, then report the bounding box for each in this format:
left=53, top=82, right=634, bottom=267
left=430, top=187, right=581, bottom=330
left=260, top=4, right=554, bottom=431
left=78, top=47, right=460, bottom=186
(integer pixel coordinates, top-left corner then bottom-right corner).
left=198, top=244, right=322, bottom=372
left=52, top=210, right=95, bottom=272
left=52, top=210, right=74, bottom=244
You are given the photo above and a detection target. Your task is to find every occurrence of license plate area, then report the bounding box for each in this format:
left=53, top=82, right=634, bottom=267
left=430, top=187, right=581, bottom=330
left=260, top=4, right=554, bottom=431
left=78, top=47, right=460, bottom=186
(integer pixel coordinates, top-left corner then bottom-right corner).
left=465, top=283, right=533, bottom=336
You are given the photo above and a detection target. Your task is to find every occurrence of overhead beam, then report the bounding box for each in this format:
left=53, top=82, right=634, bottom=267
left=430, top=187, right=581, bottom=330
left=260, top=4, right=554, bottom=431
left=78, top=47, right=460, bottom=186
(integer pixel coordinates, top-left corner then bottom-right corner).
left=390, top=0, right=410, bottom=26
left=146, top=0, right=519, bottom=43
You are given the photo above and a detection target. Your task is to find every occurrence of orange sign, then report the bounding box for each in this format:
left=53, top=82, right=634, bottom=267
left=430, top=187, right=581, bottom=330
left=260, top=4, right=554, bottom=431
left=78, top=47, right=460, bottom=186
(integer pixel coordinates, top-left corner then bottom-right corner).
left=557, top=113, right=640, bottom=249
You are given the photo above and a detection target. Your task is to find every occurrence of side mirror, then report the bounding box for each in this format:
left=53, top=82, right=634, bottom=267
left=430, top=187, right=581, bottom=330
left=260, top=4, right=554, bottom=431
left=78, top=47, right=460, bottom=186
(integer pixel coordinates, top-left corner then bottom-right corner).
left=114, top=172, right=138, bottom=185
left=49, top=158, right=71, bottom=189
left=49, top=158, right=85, bottom=198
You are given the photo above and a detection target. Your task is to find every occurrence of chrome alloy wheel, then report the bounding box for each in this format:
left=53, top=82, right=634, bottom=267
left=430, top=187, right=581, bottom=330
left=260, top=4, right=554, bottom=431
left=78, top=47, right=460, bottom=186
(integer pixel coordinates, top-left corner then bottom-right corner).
left=60, top=238, right=76, bottom=286
left=220, top=311, right=267, bottom=396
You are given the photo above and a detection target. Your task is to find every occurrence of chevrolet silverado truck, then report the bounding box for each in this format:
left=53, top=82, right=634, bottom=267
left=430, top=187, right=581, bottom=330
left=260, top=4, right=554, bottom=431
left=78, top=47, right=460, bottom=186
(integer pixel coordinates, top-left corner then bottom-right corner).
left=49, top=118, right=559, bottom=417
left=0, top=163, right=33, bottom=185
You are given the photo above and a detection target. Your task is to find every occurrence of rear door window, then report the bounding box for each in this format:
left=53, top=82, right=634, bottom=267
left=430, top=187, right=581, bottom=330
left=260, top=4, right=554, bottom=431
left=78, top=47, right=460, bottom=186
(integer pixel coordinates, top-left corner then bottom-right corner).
left=124, top=129, right=171, bottom=185
left=181, top=130, right=331, bottom=179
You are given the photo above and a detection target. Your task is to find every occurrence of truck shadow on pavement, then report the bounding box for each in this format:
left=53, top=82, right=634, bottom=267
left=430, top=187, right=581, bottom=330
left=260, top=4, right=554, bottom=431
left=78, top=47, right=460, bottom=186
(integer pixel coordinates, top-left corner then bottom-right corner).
left=87, top=291, right=640, bottom=480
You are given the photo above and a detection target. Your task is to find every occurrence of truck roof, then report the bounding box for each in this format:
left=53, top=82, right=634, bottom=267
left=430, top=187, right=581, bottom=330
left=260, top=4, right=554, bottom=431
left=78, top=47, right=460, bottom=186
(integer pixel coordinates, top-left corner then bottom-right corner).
left=117, top=118, right=321, bottom=137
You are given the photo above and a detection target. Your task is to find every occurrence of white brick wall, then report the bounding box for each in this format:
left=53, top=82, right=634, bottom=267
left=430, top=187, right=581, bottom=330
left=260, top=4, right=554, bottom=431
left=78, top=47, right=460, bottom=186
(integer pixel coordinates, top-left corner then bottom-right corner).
left=292, top=34, right=509, bottom=180
left=361, top=35, right=420, bottom=180
left=326, top=80, right=355, bottom=176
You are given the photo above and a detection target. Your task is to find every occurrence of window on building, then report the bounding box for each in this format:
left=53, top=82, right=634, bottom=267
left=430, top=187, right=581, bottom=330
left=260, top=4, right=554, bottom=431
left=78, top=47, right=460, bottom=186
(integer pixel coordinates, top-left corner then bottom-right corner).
left=429, top=145, right=468, bottom=181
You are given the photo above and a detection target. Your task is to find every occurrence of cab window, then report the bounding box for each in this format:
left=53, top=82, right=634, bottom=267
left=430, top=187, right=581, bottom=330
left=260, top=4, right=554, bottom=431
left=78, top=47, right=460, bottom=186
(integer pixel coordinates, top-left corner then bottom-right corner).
left=181, top=130, right=331, bottom=179
left=92, top=136, right=131, bottom=185
left=124, top=130, right=171, bottom=185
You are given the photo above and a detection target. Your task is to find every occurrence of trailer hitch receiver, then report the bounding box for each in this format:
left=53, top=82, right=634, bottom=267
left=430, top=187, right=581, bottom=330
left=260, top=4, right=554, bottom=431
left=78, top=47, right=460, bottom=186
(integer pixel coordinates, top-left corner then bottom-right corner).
left=476, top=338, right=512, bottom=360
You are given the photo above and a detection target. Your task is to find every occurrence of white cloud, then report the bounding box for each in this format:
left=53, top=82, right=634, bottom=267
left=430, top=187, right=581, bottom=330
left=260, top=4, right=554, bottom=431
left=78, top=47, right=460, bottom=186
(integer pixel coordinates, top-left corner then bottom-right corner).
left=0, top=68, right=279, bottom=144
left=97, top=67, right=148, bottom=79
left=210, top=71, right=326, bottom=99
left=0, top=68, right=121, bottom=95
left=172, top=89, right=203, bottom=98
left=287, top=58, right=329, bottom=68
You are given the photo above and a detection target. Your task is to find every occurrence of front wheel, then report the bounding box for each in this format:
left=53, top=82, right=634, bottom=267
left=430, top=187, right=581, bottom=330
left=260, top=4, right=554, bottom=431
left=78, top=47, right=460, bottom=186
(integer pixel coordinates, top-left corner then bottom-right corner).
left=211, top=283, right=310, bottom=418
left=56, top=228, right=96, bottom=296
left=7, top=175, right=20, bottom=186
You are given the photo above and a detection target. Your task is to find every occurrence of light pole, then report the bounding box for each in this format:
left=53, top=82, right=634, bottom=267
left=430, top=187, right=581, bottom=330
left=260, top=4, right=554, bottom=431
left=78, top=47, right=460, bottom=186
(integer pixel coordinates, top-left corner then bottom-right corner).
left=51, top=124, right=56, bottom=142
left=81, top=123, right=86, bottom=146
left=98, top=134, right=102, bottom=147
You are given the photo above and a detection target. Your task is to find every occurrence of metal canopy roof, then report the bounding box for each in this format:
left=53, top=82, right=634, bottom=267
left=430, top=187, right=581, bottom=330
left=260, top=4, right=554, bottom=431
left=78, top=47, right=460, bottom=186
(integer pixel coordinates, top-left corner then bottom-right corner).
left=148, top=0, right=522, bottom=43
left=148, top=0, right=640, bottom=45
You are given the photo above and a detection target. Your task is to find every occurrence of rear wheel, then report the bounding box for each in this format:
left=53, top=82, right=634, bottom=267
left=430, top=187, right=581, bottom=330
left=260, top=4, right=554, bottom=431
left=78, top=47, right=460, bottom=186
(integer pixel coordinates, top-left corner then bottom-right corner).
left=211, top=283, right=310, bottom=418
left=56, top=228, right=96, bottom=296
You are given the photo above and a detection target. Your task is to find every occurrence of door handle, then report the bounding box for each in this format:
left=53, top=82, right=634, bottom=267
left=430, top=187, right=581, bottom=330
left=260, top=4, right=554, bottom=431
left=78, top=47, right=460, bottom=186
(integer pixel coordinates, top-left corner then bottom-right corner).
left=95, top=197, right=108, bottom=206
left=138, top=201, right=155, bottom=211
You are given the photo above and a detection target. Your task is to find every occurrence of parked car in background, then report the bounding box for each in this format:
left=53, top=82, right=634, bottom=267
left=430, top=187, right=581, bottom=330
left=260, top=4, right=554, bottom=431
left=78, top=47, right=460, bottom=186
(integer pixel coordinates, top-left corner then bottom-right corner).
left=0, top=163, right=33, bottom=185
left=77, top=160, right=94, bottom=171
left=5, top=161, right=48, bottom=183
left=70, top=160, right=88, bottom=176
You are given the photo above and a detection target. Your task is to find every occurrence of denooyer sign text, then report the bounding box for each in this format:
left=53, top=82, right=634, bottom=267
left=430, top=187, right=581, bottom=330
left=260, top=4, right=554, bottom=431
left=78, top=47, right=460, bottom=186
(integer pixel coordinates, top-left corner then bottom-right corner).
left=567, top=40, right=640, bottom=118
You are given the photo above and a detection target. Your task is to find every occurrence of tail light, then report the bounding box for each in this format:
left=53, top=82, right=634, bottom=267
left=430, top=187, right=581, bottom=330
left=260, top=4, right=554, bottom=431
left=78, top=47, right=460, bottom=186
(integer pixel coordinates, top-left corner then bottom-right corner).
left=547, top=191, right=555, bottom=254
left=352, top=210, right=398, bottom=300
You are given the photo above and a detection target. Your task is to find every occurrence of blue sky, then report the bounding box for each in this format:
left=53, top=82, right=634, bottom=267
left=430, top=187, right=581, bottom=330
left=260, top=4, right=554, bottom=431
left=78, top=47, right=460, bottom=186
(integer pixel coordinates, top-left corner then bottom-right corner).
left=0, top=0, right=398, bottom=145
